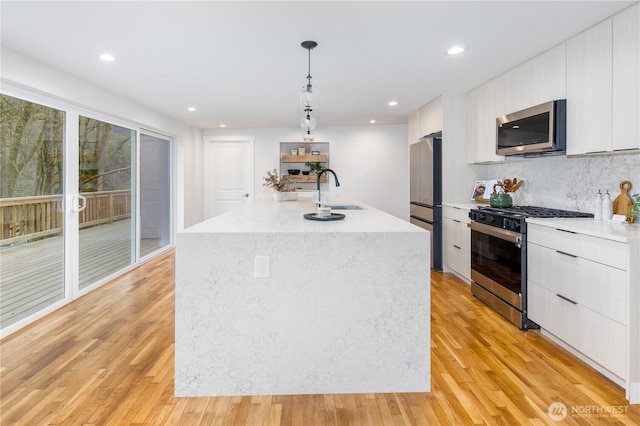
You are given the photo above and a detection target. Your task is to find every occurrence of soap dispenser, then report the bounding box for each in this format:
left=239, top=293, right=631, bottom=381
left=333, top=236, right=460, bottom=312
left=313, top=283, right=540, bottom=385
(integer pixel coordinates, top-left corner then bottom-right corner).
left=594, top=190, right=603, bottom=220
left=602, top=190, right=613, bottom=220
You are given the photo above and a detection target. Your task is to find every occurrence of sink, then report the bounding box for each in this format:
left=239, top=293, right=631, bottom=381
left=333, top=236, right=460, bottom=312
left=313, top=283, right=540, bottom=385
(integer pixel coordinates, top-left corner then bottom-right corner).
left=325, top=204, right=365, bottom=210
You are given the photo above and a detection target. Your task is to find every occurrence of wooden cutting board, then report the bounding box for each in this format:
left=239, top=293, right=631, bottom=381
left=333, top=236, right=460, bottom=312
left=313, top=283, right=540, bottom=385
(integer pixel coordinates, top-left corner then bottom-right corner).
left=612, top=180, right=632, bottom=215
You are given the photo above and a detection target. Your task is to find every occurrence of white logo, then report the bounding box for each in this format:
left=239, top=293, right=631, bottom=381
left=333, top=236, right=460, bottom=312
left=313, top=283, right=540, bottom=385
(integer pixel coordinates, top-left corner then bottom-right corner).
left=548, top=402, right=568, bottom=421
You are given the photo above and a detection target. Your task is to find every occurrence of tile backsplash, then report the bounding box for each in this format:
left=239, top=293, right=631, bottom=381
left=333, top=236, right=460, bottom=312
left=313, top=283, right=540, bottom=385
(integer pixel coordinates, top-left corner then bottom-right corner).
left=488, top=152, right=640, bottom=213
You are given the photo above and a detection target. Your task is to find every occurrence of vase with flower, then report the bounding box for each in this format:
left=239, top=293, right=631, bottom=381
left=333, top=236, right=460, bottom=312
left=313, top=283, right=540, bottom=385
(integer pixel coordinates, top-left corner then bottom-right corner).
left=262, top=169, right=297, bottom=202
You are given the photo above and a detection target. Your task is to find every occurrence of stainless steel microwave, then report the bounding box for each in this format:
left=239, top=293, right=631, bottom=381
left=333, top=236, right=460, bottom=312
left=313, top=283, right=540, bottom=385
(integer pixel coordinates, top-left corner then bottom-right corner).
left=496, top=100, right=566, bottom=156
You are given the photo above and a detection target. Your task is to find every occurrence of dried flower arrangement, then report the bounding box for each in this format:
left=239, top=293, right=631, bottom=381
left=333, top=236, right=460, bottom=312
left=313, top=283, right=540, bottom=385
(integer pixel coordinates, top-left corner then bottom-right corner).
left=262, top=169, right=292, bottom=192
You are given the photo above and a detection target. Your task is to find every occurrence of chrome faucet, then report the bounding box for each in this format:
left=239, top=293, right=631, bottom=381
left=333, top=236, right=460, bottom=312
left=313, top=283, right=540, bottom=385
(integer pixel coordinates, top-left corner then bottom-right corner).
left=316, top=168, right=340, bottom=207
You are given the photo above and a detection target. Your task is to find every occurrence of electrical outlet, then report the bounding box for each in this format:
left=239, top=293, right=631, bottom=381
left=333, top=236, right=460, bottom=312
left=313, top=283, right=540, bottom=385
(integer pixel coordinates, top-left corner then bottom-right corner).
left=255, top=256, right=270, bottom=278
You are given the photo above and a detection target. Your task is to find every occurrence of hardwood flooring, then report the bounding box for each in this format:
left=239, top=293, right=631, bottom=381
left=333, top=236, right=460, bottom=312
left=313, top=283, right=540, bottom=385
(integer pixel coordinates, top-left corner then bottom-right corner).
left=1, top=250, right=639, bottom=425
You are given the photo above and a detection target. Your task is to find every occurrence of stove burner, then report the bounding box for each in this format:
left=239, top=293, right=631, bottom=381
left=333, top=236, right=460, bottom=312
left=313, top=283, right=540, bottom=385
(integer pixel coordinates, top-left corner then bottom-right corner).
left=477, top=205, right=594, bottom=218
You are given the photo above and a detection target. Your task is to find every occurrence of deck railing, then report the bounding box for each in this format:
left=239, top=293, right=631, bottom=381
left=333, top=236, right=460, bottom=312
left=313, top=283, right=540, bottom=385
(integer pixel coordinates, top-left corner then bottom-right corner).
left=0, top=190, right=131, bottom=246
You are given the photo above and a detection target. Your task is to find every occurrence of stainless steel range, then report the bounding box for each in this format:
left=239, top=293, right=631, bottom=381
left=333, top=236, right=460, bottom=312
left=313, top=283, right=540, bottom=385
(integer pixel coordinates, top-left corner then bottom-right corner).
left=469, top=205, right=593, bottom=330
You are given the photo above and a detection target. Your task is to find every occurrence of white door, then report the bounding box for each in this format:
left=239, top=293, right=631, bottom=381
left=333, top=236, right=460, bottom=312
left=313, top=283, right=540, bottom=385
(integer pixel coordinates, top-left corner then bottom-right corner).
left=203, top=137, right=254, bottom=219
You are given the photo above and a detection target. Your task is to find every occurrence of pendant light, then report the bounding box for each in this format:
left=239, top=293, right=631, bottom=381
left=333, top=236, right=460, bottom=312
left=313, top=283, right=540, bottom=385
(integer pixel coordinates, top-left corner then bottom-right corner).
left=300, top=40, right=319, bottom=141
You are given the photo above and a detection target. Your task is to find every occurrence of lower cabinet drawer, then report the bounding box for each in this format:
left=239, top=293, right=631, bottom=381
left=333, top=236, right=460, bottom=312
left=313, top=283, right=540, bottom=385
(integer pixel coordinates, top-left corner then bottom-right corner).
left=444, top=241, right=470, bottom=281
left=443, top=206, right=470, bottom=223
left=529, top=281, right=626, bottom=378
left=443, top=217, right=470, bottom=250
left=528, top=243, right=627, bottom=324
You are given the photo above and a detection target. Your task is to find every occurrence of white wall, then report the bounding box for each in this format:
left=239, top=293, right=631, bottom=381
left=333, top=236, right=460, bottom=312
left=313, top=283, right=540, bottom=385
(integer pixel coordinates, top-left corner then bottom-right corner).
left=202, top=125, right=409, bottom=220
left=1, top=47, right=196, bottom=230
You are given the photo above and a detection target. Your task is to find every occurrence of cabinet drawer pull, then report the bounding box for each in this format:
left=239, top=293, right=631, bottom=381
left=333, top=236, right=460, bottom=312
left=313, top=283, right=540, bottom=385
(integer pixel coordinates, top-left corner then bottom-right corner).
left=556, top=250, right=577, bottom=258
left=556, top=294, right=578, bottom=305
left=453, top=244, right=461, bottom=250
left=555, top=228, right=577, bottom=234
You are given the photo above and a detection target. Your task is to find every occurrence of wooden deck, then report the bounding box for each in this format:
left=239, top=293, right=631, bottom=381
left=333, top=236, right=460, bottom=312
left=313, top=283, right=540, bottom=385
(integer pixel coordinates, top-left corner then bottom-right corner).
left=0, top=219, right=160, bottom=329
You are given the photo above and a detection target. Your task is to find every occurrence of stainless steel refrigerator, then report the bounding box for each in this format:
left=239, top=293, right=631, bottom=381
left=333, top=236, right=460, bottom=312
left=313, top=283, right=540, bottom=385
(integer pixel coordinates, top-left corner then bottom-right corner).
left=409, top=132, right=442, bottom=270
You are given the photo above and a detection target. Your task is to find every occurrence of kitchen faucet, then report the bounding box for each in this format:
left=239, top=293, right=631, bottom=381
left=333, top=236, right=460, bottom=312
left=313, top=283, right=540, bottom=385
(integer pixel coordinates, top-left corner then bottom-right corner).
left=316, top=168, right=340, bottom=207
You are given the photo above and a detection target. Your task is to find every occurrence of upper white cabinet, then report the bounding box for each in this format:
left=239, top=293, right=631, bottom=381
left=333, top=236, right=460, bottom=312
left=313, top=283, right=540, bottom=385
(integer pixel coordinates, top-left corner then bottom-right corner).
left=466, top=82, right=505, bottom=164
left=503, top=44, right=566, bottom=116
left=530, top=44, right=567, bottom=107
left=417, top=96, right=443, bottom=138
left=465, top=85, right=482, bottom=164
left=408, top=110, right=419, bottom=145
left=612, top=3, right=640, bottom=151
left=466, top=44, right=566, bottom=164
left=567, top=19, right=613, bottom=155
left=504, top=61, right=532, bottom=114
left=567, top=6, right=640, bottom=155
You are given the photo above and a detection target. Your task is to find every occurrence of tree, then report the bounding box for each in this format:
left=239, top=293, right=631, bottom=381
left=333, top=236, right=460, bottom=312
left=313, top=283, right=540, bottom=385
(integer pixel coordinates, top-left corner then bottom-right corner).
left=0, top=94, right=63, bottom=198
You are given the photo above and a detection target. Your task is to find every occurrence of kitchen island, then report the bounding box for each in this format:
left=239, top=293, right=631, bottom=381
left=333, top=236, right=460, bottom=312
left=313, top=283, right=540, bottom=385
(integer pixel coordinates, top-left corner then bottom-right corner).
left=175, top=197, right=430, bottom=396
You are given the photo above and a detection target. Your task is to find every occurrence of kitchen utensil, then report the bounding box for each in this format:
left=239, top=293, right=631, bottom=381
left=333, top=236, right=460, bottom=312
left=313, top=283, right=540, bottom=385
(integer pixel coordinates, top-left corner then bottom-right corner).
left=490, top=184, right=513, bottom=207
left=510, top=180, right=524, bottom=192
left=612, top=180, right=632, bottom=215
left=502, top=177, right=524, bottom=193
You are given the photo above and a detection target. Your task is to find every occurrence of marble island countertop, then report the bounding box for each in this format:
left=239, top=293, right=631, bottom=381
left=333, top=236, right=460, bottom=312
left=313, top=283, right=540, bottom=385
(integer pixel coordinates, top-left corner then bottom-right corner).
left=175, top=195, right=431, bottom=396
left=184, top=197, right=424, bottom=234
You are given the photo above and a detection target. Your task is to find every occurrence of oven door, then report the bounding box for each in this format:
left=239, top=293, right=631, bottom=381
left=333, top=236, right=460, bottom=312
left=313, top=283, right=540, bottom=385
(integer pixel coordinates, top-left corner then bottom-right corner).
left=470, top=221, right=523, bottom=309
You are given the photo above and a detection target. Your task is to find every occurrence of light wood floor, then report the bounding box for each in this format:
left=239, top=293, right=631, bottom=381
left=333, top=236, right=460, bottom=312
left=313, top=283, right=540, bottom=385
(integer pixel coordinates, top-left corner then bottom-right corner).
left=1, top=250, right=639, bottom=425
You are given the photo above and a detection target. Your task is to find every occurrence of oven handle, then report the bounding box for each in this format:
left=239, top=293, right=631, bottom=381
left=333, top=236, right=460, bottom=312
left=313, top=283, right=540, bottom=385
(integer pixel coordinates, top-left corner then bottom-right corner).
left=470, top=221, right=522, bottom=244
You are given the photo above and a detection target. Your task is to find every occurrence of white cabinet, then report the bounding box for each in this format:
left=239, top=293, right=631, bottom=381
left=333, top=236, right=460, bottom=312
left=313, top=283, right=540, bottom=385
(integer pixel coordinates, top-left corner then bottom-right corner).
left=465, top=86, right=482, bottom=164
left=443, top=205, right=470, bottom=281
left=417, top=96, right=443, bottom=138
left=502, top=44, right=566, bottom=116
left=408, top=110, right=419, bottom=145
left=466, top=83, right=504, bottom=164
left=567, top=6, right=640, bottom=155
left=527, top=222, right=640, bottom=402
left=612, top=3, right=640, bottom=151
left=504, top=61, right=532, bottom=114
left=529, top=44, right=567, bottom=107
left=567, top=19, right=613, bottom=155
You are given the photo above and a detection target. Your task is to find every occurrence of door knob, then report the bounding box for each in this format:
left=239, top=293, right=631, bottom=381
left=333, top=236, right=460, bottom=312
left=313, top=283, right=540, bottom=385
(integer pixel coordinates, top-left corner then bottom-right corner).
left=243, top=193, right=249, bottom=198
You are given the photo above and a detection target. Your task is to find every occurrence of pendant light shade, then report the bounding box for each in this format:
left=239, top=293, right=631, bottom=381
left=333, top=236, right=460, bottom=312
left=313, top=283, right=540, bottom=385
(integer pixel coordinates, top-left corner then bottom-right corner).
left=301, top=110, right=317, bottom=131
left=299, top=86, right=320, bottom=109
left=300, top=40, right=319, bottom=140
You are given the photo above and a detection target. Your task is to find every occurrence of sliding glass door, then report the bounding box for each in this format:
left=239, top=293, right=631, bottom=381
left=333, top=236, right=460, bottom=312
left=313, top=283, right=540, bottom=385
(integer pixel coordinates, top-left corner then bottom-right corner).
left=140, top=133, right=171, bottom=258
left=78, top=116, right=136, bottom=290
left=1, top=90, right=173, bottom=334
left=0, top=94, right=65, bottom=329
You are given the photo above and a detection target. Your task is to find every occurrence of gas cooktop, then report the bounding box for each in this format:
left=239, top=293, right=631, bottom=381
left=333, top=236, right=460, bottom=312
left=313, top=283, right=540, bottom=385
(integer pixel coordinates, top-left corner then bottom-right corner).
left=475, top=205, right=594, bottom=218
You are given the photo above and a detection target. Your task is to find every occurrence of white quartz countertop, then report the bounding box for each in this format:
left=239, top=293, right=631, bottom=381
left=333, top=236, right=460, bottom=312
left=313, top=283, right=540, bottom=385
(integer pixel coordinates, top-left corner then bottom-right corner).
left=526, top=217, right=640, bottom=243
left=443, top=202, right=479, bottom=210
left=183, top=197, right=426, bottom=234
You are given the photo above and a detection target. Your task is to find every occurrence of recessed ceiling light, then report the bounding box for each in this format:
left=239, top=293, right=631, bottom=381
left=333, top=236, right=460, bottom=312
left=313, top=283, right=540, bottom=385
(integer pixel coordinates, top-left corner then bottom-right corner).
left=187, top=107, right=196, bottom=112
left=369, top=120, right=376, bottom=124
left=99, top=53, right=115, bottom=62
left=388, top=101, right=398, bottom=107
left=219, top=124, right=226, bottom=128
left=447, top=46, right=465, bottom=55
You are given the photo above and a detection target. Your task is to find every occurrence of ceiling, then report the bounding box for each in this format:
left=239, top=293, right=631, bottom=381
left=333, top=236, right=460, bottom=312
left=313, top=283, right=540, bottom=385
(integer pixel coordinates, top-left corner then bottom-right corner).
left=1, top=1, right=635, bottom=130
